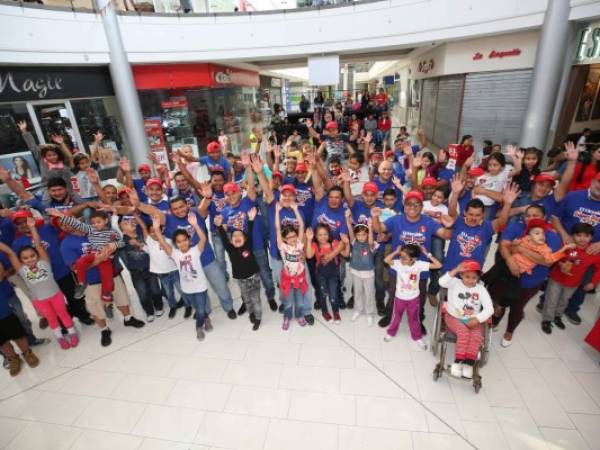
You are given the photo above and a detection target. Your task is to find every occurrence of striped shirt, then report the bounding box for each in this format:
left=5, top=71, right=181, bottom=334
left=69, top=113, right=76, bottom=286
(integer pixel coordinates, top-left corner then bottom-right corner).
left=60, top=215, right=124, bottom=252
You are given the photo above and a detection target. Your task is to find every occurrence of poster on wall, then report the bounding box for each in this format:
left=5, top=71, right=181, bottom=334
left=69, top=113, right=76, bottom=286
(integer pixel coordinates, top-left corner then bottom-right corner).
left=576, top=67, right=600, bottom=122
left=0, top=151, right=41, bottom=187
left=92, top=140, right=120, bottom=169
left=144, top=118, right=168, bottom=168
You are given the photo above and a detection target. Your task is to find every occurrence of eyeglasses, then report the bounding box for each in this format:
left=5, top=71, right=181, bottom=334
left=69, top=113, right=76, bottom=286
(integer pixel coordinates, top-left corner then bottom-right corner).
left=405, top=202, right=421, bottom=208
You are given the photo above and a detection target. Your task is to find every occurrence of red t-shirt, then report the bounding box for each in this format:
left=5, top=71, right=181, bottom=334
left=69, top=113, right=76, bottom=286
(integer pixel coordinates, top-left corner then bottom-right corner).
left=568, top=162, right=600, bottom=192
left=550, top=247, right=600, bottom=288
left=455, top=144, right=474, bottom=168
left=378, top=118, right=391, bottom=132
left=311, top=240, right=340, bottom=267
left=375, top=93, right=388, bottom=106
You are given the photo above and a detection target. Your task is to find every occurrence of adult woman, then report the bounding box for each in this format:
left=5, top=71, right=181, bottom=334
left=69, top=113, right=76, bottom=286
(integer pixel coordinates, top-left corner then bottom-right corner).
left=568, top=145, right=600, bottom=191
left=12, top=156, right=33, bottom=187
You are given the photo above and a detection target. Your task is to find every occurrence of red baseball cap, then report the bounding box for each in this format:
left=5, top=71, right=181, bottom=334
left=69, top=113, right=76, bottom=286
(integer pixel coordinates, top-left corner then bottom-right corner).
left=272, top=171, right=284, bottom=180
left=295, top=163, right=308, bottom=173
left=460, top=259, right=481, bottom=273
left=524, top=217, right=551, bottom=235
left=325, top=121, right=338, bottom=130
left=146, top=178, right=163, bottom=189
left=280, top=184, right=297, bottom=195
left=117, top=187, right=129, bottom=197
left=384, top=150, right=395, bottom=158
left=533, top=173, right=555, bottom=184
left=362, top=182, right=379, bottom=194
left=207, top=141, right=221, bottom=154
left=467, top=167, right=484, bottom=177
left=421, top=176, right=437, bottom=187
left=223, top=182, right=241, bottom=194
left=11, top=209, right=33, bottom=223
left=137, top=163, right=151, bottom=173
left=404, top=190, right=424, bottom=204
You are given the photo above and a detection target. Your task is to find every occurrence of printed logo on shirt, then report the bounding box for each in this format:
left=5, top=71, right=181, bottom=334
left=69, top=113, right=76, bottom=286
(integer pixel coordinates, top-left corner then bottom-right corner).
left=81, top=242, right=93, bottom=255
left=281, top=216, right=300, bottom=229
left=227, top=211, right=246, bottom=231
left=24, top=266, right=49, bottom=283
left=316, top=213, right=338, bottom=233
left=296, top=188, right=312, bottom=207
left=242, top=250, right=250, bottom=258
left=457, top=232, right=482, bottom=257
left=208, top=164, right=225, bottom=173
left=574, top=208, right=600, bottom=227
left=179, top=254, right=197, bottom=281
left=399, top=231, right=426, bottom=245
left=213, top=196, right=227, bottom=212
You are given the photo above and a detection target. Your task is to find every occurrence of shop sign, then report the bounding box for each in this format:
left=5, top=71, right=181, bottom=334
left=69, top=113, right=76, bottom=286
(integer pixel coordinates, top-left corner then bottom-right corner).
left=214, top=70, right=233, bottom=84
left=472, top=49, right=521, bottom=60
left=576, top=25, right=600, bottom=63
left=417, top=59, right=435, bottom=74
left=161, top=98, right=188, bottom=109
left=0, top=66, right=114, bottom=102
left=144, top=119, right=165, bottom=150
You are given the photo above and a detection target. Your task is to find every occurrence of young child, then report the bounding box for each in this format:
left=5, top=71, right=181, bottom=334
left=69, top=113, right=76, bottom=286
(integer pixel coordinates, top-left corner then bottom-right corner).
left=439, top=260, right=494, bottom=379
left=275, top=203, right=308, bottom=330
left=216, top=207, right=262, bottom=331
left=305, top=224, right=349, bottom=324
left=542, top=223, right=600, bottom=334
left=0, top=217, right=78, bottom=350
left=512, top=147, right=542, bottom=193
left=345, top=211, right=377, bottom=325
left=51, top=209, right=124, bottom=303
left=71, top=154, right=100, bottom=203
left=511, top=218, right=574, bottom=275
left=118, top=214, right=164, bottom=322
left=383, top=243, right=441, bottom=348
left=152, top=212, right=210, bottom=341
left=423, top=187, right=449, bottom=305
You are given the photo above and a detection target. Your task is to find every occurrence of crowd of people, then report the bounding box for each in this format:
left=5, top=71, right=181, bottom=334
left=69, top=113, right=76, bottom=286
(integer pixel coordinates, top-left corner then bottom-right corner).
left=0, top=112, right=599, bottom=383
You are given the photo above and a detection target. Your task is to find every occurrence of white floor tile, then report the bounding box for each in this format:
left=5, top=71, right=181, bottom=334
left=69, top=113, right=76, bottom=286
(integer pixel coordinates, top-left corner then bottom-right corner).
left=0, top=417, right=27, bottom=448
left=382, top=361, right=421, bottom=398
left=192, top=337, right=250, bottom=361
left=138, top=438, right=210, bottom=450
left=337, top=425, right=414, bottom=450
left=279, top=365, right=340, bottom=393
left=356, top=396, right=428, bottom=431
left=132, top=404, right=205, bottom=442
left=70, top=429, right=143, bottom=450
left=298, top=344, right=356, bottom=368
left=573, top=372, right=600, bottom=409
left=221, top=360, right=283, bottom=388
left=224, top=385, right=291, bottom=418
left=194, top=412, right=269, bottom=450
left=568, top=413, right=600, bottom=450
left=340, top=368, right=404, bottom=397
left=167, top=357, right=229, bottom=382
left=165, top=380, right=232, bottom=411
left=110, top=374, right=176, bottom=404
left=0, top=390, right=42, bottom=418
left=539, top=427, right=590, bottom=450
left=263, top=418, right=338, bottom=450
left=411, top=432, right=473, bottom=450
left=423, top=401, right=465, bottom=434
left=462, top=420, right=510, bottom=450
left=18, top=390, right=92, bottom=425
left=6, top=422, right=82, bottom=450
left=287, top=391, right=356, bottom=425
left=58, top=369, right=126, bottom=398
left=74, top=398, right=147, bottom=433
left=493, top=407, right=550, bottom=450
left=243, top=341, right=301, bottom=365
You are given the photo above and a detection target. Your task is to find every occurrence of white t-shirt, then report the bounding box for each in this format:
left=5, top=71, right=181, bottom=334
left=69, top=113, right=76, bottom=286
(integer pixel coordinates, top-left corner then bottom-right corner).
left=278, top=241, right=305, bottom=276
left=145, top=236, right=177, bottom=274
left=422, top=201, right=448, bottom=221
left=170, top=246, right=207, bottom=294
left=391, top=259, right=430, bottom=300
left=475, top=166, right=511, bottom=206
left=438, top=273, right=494, bottom=323
left=350, top=166, right=371, bottom=197
left=577, top=135, right=586, bottom=147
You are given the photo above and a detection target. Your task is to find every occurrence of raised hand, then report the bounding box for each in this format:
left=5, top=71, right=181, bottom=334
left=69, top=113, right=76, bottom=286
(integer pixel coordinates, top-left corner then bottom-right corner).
left=450, top=174, right=465, bottom=193
left=273, top=145, right=281, bottom=161
left=187, top=212, right=198, bottom=227
left=127, top=187, right=141, bottom=207
left=371, top=207, right=381, bottom=218
left=147, top=152, right=159, bottom=165
left=365, top=132, right=373, bottom=144
left=151, top=213, right=161, bottom=230
left=16, top=120, right=27, bottom=134
left=502, top=182, right=520, bottom=205
left=241, top=150, right=251, bottom=167
left=392, top=175, right=402, bottom=189
left=464, top=155, right=475, bottom=168
left=340, top=167, right=351, bottom=183
left=199, top=182, right=213, bottom=198
left=401, top=142, right=412, bottom=156
left=412, top=155, right=423, bottom=168
left=119, top=156, right=131, bottom=172
left=249, top=154, right=263, bottom=173
left=247, top=207, right=257, bottom=221
left=93, top=131, right=104, bottom=143
left=344, top=208, right=352, bottom=220
left=564, top=141, right=578, bottom=161
left=50, top=134, right=64, bottom=145
left=86, top=168, right=99, bottom=184
left=437, top=150, right=448, bottom=164
left=26, top=216, right=37, bottom=229
left=505, top=144, right=518, bottom=158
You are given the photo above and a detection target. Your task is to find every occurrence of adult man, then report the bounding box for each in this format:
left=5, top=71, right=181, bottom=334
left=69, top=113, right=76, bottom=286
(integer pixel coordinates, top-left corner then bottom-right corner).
left=116, top=157, right=152, bottom=202
left=200, top=141, right=233, bottom=181
left=306, top=119, right=351, bottom=162
left=373, top=160, right=403, bottom=211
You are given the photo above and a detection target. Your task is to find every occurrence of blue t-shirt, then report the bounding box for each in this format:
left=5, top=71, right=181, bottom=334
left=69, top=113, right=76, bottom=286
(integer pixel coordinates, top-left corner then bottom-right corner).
left=26, top=194, right=81, bottom=215
left=392, top=163, right=407, bottom=185
left=553, top=190, right=600, bottom=242
left=0, top=218, right=15, bottom=246
left=0, top=254, right=16, bottom=316
left=133, top=178, right=148, bottom=203
left=312, top=197, right=349, bottom=240
left=163, top=212, right=215, bottom=266
left=221, top=197, right=265, bottom=251
left=60, top=234, right=107, bottom=285
left=437, top=167, right=454, bottom=184
left=294, top=181, right=315, bottom=227
left=172, top=187, right=199, bottom=208
left=442, top=219, right=494, bottom=273
left=200, top=156, right=231, bottom=176
left=383, top=214, right=441, bottom=278
left=207, top=191, right=227, bottom=233
left=502, top=222, right=562, bottom=289
left=457, top=188, right=473, bottom=215
left=267, top=197, right=305, bottom=259
left=13, top=225, right=70, bottom=280
left=510, top=193, right=557, bottom=224
left=374, top=177, right=403, bottom=211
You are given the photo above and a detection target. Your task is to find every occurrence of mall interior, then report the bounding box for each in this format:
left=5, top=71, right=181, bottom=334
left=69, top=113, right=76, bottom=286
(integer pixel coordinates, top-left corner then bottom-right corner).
left=0, top=0, right=600, bottom=449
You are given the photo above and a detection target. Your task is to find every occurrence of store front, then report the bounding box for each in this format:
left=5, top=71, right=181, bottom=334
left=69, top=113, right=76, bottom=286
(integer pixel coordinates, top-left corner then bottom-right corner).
left=0, top=66, right=128, bottom=190
left=133, top=63, right=261, bottom=160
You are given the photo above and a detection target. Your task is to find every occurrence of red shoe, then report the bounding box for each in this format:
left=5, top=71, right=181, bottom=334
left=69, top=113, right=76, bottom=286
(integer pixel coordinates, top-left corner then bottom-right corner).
left=322, top=311, right=332, bottom=322
left=333, top=312, right=341, bottom=324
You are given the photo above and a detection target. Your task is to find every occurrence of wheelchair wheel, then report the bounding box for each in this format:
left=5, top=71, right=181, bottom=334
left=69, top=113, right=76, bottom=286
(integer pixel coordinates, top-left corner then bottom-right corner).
left=480, top=347, right=490, bottom=368
left=430, top=306, right=442, bottom=356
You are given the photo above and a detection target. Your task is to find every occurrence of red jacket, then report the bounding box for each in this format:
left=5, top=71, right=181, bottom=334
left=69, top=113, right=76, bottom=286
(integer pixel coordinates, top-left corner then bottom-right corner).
left=550, top=247, right=600, bottom=288
left=568, top=162, right=600, bottom=192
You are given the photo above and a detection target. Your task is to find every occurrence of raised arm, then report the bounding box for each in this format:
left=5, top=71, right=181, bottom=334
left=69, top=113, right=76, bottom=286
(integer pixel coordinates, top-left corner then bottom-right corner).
left=383, top=245, right=400, bottom=266
left=117, top=157, right=134, bottom=188
left=555, top=142, right=578, bottom=202
left=215, top=215, right=234, bottom=252
left=27, top=217, right=49, bottom=262
left=448, top=174, right=464, bottom=219
left=0, top=242, right=22, bottom=271
left=305, top=118, right=321, bottom=140
left=151, top=214, right=172, bottom=256
left=0, top=166, right=34, bottom=201
left=87, top=169, right=111, bottom=205
left=340, top=168, right=355, bottom=207
left=492, top=183, right=520, bottom=233
left=128, top=188, right=166, bottom=225
left=291, top=203, right=304, bottom=242
left=187, top=212, right=206, bottom=252
left=49, top=134, right=74, bottom=168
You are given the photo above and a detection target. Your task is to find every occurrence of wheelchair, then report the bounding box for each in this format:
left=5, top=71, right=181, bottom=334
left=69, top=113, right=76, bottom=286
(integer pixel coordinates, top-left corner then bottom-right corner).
left=430, top=301, right=492, bottom=393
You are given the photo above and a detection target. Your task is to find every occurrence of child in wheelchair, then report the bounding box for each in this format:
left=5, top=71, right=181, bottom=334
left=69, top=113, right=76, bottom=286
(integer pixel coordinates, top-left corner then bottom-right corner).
left=438, top=260, right=494, bottom=379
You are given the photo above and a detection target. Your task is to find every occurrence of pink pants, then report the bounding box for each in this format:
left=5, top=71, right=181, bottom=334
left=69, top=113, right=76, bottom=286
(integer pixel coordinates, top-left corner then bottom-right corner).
left=444, top=314, right=483, bottom=361
left=32, top=291, right=74, bottom=330
left=387, top=296, right=422, bottom=340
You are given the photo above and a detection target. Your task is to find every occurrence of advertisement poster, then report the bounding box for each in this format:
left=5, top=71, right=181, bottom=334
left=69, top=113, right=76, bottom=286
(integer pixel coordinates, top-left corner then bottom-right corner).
left=144, top=118, right=165, bottom=149
left=576, top=67, right=600, bottom=122
left=0, top=151, right=41, bottom=186
left=161, top=97, right=190, bottom=130
left=447, top=144, right=459, bottom=171
left=93, top=140, right=120, bottom=169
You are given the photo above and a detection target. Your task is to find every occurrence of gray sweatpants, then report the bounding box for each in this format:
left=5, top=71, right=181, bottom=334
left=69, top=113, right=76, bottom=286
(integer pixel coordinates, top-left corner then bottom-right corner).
left=352, top=272, right=375, bottom=316
left=237, top=273, right=262, bottom=321
left=542, top=278, right=578, bottom=322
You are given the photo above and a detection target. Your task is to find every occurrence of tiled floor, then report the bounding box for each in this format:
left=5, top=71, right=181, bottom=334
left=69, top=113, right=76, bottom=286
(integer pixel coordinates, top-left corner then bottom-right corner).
left=1, top=272, right=599, bottom=450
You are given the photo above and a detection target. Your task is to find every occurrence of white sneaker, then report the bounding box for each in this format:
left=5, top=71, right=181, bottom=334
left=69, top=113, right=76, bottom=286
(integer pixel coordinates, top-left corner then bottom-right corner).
left=415, top=338, right=427, bottom=351
left=366, top=316, right=374, bottom=327
left=147, top=315, right=155, bottom=323
left=450, top=362, right=462, bottom=378
left=462, top=364, right=474, bottom=379
left=501, top=337, right=512, bottom=348
left=155, top=309, right=164, bottom=317
left=383, top=334, right=394, bottom=342
left=351, top=311, right=361, bottom=322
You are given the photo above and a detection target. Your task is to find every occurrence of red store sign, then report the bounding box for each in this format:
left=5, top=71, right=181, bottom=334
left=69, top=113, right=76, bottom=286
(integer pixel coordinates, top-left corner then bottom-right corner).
left=473, top=48, right=522, bottom=61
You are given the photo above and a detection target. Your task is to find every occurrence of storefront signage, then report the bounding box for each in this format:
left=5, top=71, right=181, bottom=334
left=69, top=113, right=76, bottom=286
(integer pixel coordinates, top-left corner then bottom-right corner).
left=133, top=64, right=259, bottom=90
left=144, top=119, right=165, bottom=150
left=0, top=66, right=114, bottom=102
left=472, top=49, right=521, bottom=60
left=161, top=98, right=188, bottom=109
left=417, top=59, right=435, bottom=74
left=214, top=70, right=232, bottom=84
left=576, top=25, right=600, bottom=63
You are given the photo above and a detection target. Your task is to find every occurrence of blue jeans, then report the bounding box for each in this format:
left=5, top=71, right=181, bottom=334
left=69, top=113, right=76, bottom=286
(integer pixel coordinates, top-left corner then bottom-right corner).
left=131, top=271, right=163, bottom=315
left=254, top=247, right=275, bottom=300
left=158, top=271, right=181, bottom=308
left=211, top=232, right=229, bottom=281
left=256, top=193, right=270, bottom=245
left=7, top=294, right=36, bottom=345
left=317, top=274, right=340, bottom=314
left=182, top=291, right=208, bottom=328
left=203, top=260, right=234, bottom=312
left=281, top=287, right=305, bottom=319
left=566, top=266, right=594, bottom=314
left=272, top=258, right=313, bottom=315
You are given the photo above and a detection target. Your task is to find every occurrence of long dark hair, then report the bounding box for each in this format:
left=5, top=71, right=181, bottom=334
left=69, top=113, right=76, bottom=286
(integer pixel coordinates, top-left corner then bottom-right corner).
left=313, top=224, right=333, bottom=247
left=575, top=145, right=600, bottom=185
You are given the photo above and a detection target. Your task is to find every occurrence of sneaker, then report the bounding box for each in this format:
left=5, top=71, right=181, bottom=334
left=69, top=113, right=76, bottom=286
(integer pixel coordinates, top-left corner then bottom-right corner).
left=227, top=309, right=237, bottom=320
left=535, top=302, right=543, bottom=314
left=297, top=317, right=307, bottom=327
left=304, top=314, right=315, bottom=326
left=58, top=337, right=70, bottom=350
left=500, top=337, right=512, bottom=348
left=541, top=321, right=553, bottom=334
left=249, top=312, right=256, bottom=324
left=155, top=308, right=164, bottom=317
left=278, top=304, right=285, bottom=313
left=383, top=333, right=394, bottom=342
left=22, top=349, right=39, bottom=368
left=147, top=315, right=155, bottom=323
left=462, top=364, right=474, bottom=379
left=8, top=356, right=22, bottom=376
left=333, top=312, right=341, bottom=324
left=238, top=303, right=247, bottom=315
left=204, top=317, right=213, bottom=332
left=252, top=319, right=261, bottom=331
left=74, top=283, right=86, bottom=299
left=415, top=338, right=428, bottom=351
left=450, top=362, right=462, bottom=378
left=69, top=334, right=79, bottom=348
left=31, top=338, right=51, bottom=346
left=101, top=328, right=112, bottom=347
left=196, top=327, right=205, bottom=341
left=366, top=316, right=374, bottom=327
left=554, top=316, right=566, bottom=330
left=351, top=311, right=361, bottom=322
left=176, top=299, right=185, bottom=309
left=184, top=307, right=192, bottom=319
left=168, top=307, right=177, bottom=319
left=347, top=296, right=355, bottom=309
left=268, top=298, right=278, bottom=311
left=378, top=316, right=391, bottom=328
left=565, top=311, right=582, bottom=325
left=376, top=305, right=386, bottom=316
left=38, top=317, right=48, bottom=329
left=124, top=317, right=145, bottom=328
left=314, top=300, right=321, bottom=310
left=322, top=311, right=332, bottom=322
left=105, top=303, right=114, bottom=319
left=282, top=317, right=290, bottom=330
left=3, top=357, right=9, bottom=370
